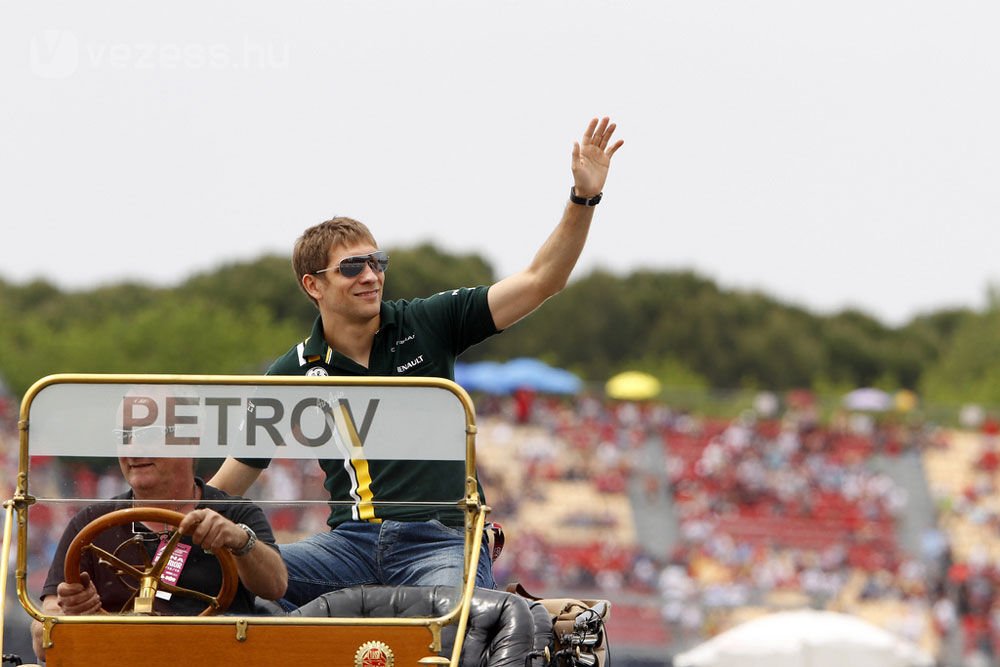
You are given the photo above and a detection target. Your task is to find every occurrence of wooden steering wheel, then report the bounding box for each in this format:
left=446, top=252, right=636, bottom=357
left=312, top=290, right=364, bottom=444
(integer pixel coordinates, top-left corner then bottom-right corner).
left=64, top=507, right=239, bottom=616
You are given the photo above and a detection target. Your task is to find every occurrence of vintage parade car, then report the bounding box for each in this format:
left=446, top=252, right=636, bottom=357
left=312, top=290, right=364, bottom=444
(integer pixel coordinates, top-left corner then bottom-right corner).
left=1, top=374, right=608, bottom=667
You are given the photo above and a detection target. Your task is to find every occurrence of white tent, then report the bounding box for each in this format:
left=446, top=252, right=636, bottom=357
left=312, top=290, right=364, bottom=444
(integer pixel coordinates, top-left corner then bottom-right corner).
left=673, top=609, right=933, bottom=667
left=842, top=387, right=894, bottom=412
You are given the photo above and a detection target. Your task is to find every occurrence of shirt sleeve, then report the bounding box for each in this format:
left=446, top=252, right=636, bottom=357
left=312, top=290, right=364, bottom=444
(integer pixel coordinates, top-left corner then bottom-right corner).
left=234, top=456, right=271, bottom=470
left=206, top=488, right=278, bottom=547
left=238, top=349, right=305, bottom=469
left=421, top=285, right=500, bottom=355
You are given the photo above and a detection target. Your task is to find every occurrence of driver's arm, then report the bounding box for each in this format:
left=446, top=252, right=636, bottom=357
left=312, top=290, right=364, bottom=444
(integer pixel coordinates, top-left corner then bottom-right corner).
left=208, top=457, right=264, bottom=496
left=231, top=538, right=288, bottom=601
left=179, top=508, right=288, bottom=601
left=31, top=596, right=61, bottom=662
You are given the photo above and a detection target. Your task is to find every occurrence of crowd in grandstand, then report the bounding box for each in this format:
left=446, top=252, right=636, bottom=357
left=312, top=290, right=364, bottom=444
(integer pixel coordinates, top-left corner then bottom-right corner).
left=472, top=391, right=1000, bottom=665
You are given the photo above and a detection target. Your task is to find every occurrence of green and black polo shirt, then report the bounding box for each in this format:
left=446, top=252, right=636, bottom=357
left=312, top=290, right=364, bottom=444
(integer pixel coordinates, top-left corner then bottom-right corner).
left=240, top=285, right=499, bottom=528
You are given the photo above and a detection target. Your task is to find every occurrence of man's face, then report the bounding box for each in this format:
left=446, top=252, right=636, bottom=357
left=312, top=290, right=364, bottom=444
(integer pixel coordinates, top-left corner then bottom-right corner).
left=118, top=457, right=195, bottom=498
left=308, top=241, right=385, bottom=323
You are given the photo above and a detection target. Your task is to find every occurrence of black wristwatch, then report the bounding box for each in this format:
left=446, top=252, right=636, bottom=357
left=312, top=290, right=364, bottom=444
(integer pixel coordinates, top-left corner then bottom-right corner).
left=570, top=186, right=603, bottom=207
left=230, top=523, right=258, bottom=556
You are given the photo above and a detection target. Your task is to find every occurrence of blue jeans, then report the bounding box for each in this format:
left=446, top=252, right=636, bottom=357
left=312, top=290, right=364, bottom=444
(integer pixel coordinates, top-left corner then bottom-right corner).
left=277, top=520, right=497, bottom=608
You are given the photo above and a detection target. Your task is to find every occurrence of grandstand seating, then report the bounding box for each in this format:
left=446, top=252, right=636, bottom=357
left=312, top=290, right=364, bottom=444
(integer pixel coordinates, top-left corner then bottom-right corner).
left=922, top=430, right=1000, bottom=562
left=474, top=405, right=932, bottom=657
left=605, top=603, right=671, bottom=646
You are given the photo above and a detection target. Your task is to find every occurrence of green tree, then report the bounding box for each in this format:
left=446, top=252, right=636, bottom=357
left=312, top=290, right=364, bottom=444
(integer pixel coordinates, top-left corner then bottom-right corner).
left=381, top=243, right=496, bottom=301
left=922, top=307, right=1000, bottom=406
left=0, top=248, right=974, bottom=402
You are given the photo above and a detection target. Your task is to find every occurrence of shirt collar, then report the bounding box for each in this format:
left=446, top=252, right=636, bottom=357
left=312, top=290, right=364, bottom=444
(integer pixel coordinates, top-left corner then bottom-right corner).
left=125, top=477, right=206, bottom=506
left=301, top=315, right=328, bottom=359
left=302, top=304, right=398, bottom=361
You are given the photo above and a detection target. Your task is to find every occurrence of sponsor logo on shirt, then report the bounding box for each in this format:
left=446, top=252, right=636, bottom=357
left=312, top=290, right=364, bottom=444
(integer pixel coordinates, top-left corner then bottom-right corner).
left=391, top=333, right=415, bottom=353
left=396, top=355, right=424, bottom=373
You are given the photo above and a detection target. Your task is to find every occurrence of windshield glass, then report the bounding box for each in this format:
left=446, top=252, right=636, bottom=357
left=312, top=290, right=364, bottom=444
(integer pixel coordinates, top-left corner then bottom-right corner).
left=19, top=376, right=475, bottom=615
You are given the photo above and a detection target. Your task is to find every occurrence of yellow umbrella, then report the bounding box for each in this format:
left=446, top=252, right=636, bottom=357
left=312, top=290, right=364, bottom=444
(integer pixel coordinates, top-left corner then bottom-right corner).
left=895, top=389, right=918, bottom=413
left=605, top=371, right=662, bottom=400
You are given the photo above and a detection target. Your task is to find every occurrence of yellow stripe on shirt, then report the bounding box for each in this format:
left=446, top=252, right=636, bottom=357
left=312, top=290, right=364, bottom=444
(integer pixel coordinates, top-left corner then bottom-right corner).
left=333, top=400, right=380, bottom=523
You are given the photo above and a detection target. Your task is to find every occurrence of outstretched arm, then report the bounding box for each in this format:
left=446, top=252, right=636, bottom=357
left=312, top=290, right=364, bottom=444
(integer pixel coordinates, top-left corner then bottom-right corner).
left=488, top=116, right=624, bottom=331
left=208, top=457, right=264, bottom=496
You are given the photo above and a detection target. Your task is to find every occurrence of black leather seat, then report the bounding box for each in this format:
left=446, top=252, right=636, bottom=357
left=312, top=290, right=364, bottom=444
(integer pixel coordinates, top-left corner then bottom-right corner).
left=288, top=585, right=552, bottom=667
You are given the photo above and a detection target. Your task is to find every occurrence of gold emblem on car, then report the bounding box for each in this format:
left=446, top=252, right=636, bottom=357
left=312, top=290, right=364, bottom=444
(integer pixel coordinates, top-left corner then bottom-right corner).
left=355, top=640, right=394, bottom=667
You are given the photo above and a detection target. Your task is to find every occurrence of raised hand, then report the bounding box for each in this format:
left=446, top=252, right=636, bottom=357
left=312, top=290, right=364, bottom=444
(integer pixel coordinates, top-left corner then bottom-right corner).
left=571, top=117, right=624, bottom=198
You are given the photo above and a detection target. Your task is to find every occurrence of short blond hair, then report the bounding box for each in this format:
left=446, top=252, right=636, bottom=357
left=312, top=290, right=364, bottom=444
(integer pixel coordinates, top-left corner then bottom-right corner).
left=292, top=217, right=378, bottom=304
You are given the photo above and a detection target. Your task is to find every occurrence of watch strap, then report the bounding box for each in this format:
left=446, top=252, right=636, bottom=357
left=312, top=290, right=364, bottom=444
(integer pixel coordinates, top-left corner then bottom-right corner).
left=230, top=523, right=257, bottom=556
left=570, top=186, right=602, bottom=207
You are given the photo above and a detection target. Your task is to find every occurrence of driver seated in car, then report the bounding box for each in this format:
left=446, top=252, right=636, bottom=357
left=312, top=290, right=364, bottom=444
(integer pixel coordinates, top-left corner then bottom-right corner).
left=31, top=450, right=287, bottom=662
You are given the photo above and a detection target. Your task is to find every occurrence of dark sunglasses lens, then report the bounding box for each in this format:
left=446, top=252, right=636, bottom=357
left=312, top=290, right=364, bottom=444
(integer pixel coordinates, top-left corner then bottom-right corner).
left=339, top=252, right=389, bottom=277
left=338, top=258, right=367, bottom=277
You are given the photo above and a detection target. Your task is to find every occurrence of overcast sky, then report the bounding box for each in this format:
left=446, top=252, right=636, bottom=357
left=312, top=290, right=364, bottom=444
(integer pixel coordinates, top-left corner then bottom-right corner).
left=2, top=2, right=998, bottom=326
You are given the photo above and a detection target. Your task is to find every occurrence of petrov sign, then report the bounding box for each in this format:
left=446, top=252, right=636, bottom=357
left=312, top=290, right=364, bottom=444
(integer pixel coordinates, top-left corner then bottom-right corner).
left=25, top=377, right=467, bottom=461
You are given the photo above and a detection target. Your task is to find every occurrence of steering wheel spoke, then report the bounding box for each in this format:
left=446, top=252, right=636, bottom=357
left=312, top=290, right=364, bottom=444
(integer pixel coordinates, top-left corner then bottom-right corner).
left=87, top=543, right=148, bottom=581
left=158, top=581, right=225, bottom=610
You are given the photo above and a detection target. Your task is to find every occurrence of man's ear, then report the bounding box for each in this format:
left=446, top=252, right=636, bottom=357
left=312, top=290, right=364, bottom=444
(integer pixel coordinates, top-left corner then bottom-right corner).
left=302, top=273, right=324, bottom=301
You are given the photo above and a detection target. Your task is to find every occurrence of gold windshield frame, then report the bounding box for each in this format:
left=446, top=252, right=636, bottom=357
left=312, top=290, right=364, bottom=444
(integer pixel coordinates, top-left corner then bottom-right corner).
left=3, top=373, right=488, bottom=666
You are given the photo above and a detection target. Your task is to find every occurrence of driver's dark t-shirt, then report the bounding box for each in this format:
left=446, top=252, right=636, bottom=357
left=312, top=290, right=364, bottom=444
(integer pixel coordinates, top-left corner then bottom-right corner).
left=40, top=479, right=276, bottom=615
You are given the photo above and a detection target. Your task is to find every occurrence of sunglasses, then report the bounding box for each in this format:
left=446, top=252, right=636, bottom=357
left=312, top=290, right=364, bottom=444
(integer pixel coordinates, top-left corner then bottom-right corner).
left=113, top=424, right=177, bottom=446
left=313, top=251, right=389, bottom=278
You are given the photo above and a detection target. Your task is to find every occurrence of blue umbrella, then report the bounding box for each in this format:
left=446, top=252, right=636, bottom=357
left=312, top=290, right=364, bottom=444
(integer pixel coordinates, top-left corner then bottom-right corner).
left=503, top=358, right=583, bottom=394
left=454, top=359, right=582, bottom=395
left=454, top=361, right=510, bottom=394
